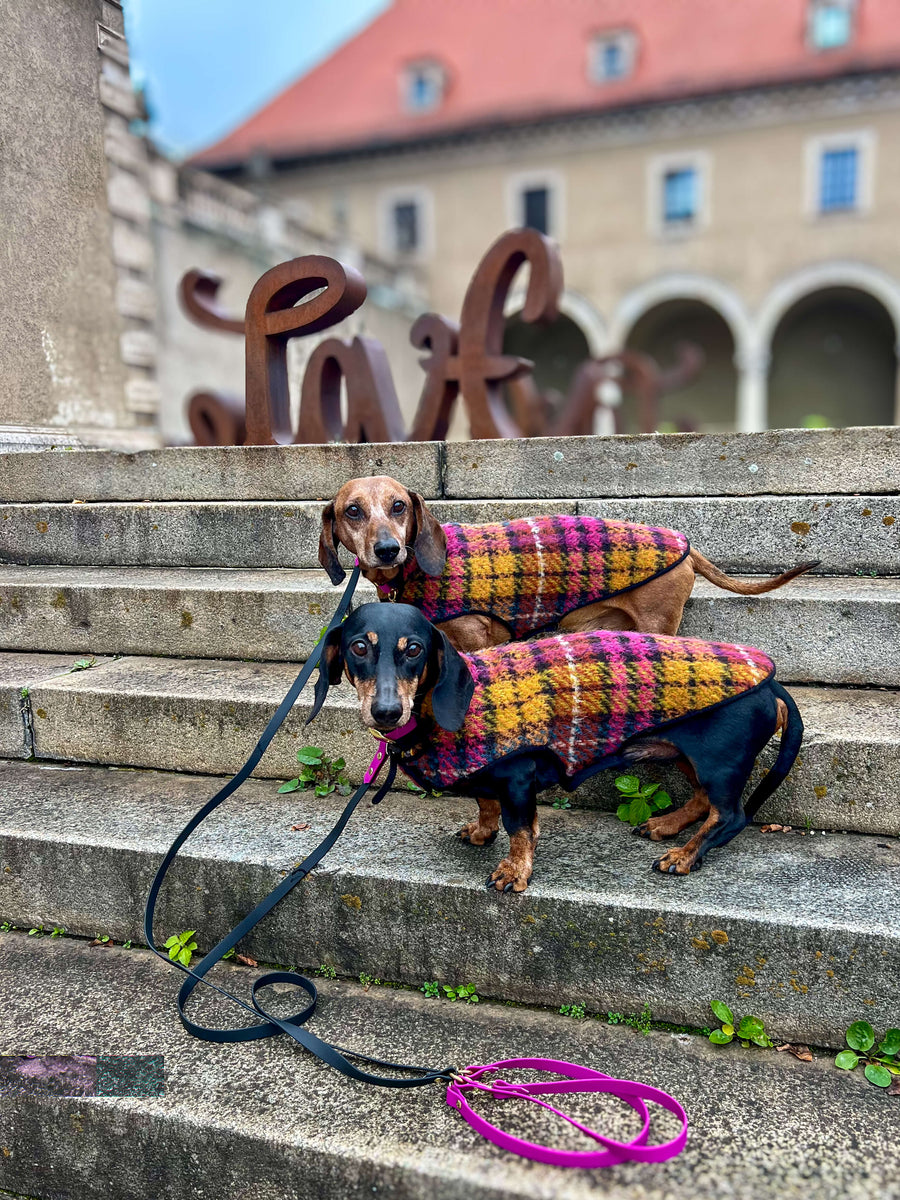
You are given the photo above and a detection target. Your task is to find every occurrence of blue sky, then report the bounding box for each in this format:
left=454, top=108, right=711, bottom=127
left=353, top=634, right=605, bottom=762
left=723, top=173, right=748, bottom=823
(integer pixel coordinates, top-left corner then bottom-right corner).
left=123, top=0, right=389, bottom=158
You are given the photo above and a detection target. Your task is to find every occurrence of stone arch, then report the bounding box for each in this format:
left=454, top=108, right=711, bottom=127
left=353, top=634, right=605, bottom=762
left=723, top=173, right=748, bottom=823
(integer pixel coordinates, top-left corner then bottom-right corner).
left=609, top=274, right=753, bottom=361
left=755, top=260, right=900, bottom=356
left=504, top=287, right=607, bottom=357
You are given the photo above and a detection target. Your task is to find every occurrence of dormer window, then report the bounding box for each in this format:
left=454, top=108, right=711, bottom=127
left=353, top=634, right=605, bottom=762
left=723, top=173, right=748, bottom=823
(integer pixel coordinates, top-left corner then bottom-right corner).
left=809, top=0, right=854, bottom=50
left=590, top=30, right=637, bottom=83
left=403, top=61, right=444, bottom=113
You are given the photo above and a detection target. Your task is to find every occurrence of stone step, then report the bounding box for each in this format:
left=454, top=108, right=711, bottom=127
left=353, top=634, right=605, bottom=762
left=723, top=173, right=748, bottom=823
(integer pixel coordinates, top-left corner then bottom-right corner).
left=0, top=759, right=897, bottom=1049
left=15, top=652, right=900, bottom=835
left=0, top=566, right=896, bottom=685
left=2, top=935, right=895, bottom=1200
left=0, top=494, right=897, bottom=573
left=0, top=426, right=895, bottom=503
left=0, top=566, right=375, bottom=662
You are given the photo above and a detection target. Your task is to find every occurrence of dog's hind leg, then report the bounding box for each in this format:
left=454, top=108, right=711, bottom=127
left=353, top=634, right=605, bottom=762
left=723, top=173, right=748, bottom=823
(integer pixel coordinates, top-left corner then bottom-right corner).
left=651, top=802, right=746, bottom=875
left=633, top=757, right=712, bottom=842
left=457, top=797, right=501, bottom=846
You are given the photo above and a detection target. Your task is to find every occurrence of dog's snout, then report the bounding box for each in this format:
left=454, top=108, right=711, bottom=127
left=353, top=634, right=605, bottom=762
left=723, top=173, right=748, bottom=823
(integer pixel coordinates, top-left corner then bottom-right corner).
left=371, top=695, right=403, bottom=727
left=374, top=538, right=400, bottom=563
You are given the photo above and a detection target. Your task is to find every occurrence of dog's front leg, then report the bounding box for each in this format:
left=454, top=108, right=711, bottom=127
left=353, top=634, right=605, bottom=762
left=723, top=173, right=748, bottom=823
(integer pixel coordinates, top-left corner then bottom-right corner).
left=457, top=797, right=501, bottom=845
left=486, top=759, right=540, bottom=894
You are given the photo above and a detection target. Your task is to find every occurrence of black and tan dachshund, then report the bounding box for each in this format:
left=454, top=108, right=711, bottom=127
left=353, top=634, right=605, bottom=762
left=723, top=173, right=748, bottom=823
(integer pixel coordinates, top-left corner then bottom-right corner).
left=307, top=602, right=802, bottom=892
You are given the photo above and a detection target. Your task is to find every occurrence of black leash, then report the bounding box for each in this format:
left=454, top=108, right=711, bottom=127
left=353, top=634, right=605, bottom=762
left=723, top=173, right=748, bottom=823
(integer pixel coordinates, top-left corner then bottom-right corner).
left=144, top=562, right=453, bottom=1088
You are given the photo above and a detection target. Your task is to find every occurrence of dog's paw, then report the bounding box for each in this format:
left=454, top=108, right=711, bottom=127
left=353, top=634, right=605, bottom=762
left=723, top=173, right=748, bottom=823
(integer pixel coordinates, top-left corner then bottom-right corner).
left=457, top=820, right=498, bottom=846
left=485, top=859, right=531, bottom=894
left=651, top=848, right=703, bottom=876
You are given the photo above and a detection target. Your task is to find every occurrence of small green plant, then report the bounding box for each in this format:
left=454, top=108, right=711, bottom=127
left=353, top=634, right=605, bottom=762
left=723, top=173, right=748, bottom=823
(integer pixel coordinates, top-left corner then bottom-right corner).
left=222, top=947, right=235, bottom=960
left=19, top=687, right=29, bottom=700
left=164, top=930, right=198, bottom=967
left=627, top=1002, right=653, bottom=1036
left=50, top=926, right=66, bottom=938
left=551, top=796, right=573, bottom=810
left=1, top=922, right=15, bottom=933
left=835, top=1021, right=900, bottom=1088
left=614, top=775, right=673, bottom=826
left=315, top=962, right=337, bottom=979
left=66, top=657, right=99, bottom=673
left=92, top=934, right=111, bottom=946
left=708, top=1000, right=774, bottom=1048
left=420, top=980, right=441, bottom=998
left=28, top=925, right=45, bottom=938
left=442, top=983, right=479, bottom=1004
left=278, top=747, right=351, bottom=797
left=359, top=972, right=381, bottom=989
left=607, top=1011, right=624, bottom=1025
left=560, top=1003, right=586, bottom=1019
left=122, top=940, right=132, bottom=949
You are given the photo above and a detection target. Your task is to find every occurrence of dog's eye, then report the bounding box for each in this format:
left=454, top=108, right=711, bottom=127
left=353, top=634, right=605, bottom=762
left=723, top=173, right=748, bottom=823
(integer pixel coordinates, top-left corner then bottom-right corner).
left=350, top=640, right=368, bottom=657
left=406, top=642, right=423, bottom=658
left=391, top=500, right=406, bottom=515
left=345, top=504, right=362, bottom=519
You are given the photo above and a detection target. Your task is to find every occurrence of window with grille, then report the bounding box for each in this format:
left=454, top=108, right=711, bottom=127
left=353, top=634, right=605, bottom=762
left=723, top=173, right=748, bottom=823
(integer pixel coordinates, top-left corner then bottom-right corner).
left=392, top=201, right=419, bottom=252
left=522, top=187, right=549, bottom=234
left=663, top=168, right=698, bottom=225
left=819, top=147, right=858, bottom=212
left=810, top=1, right=854, bottom=49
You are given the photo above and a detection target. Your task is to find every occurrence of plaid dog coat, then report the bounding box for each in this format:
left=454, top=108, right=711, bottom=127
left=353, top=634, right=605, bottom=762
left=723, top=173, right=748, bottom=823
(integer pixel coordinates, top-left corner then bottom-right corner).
left=400, top=629, right=775, bottom=792
left=394, top=515, right=689, bottom=638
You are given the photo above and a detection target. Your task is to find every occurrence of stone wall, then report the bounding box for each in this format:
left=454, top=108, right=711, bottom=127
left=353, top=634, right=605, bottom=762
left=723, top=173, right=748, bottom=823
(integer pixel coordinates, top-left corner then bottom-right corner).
left=0, top=0, right=159, bottom=449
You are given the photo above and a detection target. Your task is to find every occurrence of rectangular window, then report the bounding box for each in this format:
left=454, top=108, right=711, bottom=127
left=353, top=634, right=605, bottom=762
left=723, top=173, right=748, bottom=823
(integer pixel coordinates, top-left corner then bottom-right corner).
left=820, top=147, right=858, bottom=212
left=811, top=2, right=853, bottom=49
left=591, top=32, right=635, bottom=82
left=392, top=201, right=419, bottom=252
left=522, top=187, right=549, bottom=234
left=663, top=168, right=697, bottom=224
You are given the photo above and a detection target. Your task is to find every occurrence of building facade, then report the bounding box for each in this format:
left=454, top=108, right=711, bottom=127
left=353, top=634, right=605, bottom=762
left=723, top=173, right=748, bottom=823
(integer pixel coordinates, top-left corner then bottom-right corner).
left=196, top=0, right=900, bottom=433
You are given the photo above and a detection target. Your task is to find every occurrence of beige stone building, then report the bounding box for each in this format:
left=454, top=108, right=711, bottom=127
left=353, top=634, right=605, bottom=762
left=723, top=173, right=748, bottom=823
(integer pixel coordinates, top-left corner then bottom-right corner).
left=196, top=0, right=900, bottom=434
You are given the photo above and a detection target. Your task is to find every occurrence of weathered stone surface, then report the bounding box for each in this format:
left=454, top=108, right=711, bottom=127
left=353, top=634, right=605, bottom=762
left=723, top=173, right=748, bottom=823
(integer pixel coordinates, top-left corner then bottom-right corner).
left=0, top=653, right=105, bottom=758
left=0, top=760, right=897, bottom=1048
left=28, top=655, right=369, bottom=781
left=445, top=427, right=900, bottom=499
left=2, top=934, right=897, bottom=1200
left=20, top=653, right=900, bottom=833
left=0, top=500, right=576, bottom=568
left=681, top=576, right=900, bottom=686
left=1, top=566, right=894, bottom=683
left=0, top=567, right=375, bottom=662
left=0, top=442, right=442, bottom=504
left=578, top=495, right=900, bottom=574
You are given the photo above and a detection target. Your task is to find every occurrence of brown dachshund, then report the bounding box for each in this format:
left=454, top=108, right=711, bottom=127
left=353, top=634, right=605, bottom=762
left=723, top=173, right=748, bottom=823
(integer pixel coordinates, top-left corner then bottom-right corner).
left=318, top=476, right=817, bottom=652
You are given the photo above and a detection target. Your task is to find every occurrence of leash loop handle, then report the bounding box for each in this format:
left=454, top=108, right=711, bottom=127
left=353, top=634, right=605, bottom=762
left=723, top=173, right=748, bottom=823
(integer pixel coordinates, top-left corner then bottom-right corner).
left=447, top=1058, right=688, bottom=1167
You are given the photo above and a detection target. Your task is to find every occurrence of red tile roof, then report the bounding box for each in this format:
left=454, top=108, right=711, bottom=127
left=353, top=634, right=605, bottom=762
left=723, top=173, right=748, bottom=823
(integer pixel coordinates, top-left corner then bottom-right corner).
left=192, top=0, right=900, bottom=167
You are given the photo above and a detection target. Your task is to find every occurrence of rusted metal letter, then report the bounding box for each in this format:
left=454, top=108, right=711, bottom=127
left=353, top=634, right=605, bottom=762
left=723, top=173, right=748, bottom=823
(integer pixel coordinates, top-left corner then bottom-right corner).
left=297, top=336, right=406, bottom=445
left=186, top=390, right=247, bottom=446
left=406, top=313, right=460, bottom=442
left=244, top=256, right=368, bottom=445
left=453, top=229, right=563, bottom=440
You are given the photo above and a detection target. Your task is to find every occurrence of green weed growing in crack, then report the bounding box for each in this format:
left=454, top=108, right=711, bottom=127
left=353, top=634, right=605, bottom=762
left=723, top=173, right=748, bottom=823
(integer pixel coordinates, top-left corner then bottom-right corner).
left=614, top=775, right=672, bottom=826
left=708, top=1000, right=774, bottom=1048
left=835, top=1021, right=900, bottom=1088
left=278, top=747, right=351, bottom=798
left=164, top=930, right=198, bottom=967
left=559, top=1003, right=586, bottom=1019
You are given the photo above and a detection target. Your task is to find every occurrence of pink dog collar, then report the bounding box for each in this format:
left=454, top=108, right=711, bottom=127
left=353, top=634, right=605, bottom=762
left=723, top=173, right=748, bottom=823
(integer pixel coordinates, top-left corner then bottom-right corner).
left=446, top=1058, right=688, bottom=1167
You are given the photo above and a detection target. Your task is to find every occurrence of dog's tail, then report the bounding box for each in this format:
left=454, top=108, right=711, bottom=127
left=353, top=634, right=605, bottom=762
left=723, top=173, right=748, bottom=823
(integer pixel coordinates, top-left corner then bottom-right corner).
left=690, top=549, right=819, bottom=595
left=743, top=681, right=804, bottom=821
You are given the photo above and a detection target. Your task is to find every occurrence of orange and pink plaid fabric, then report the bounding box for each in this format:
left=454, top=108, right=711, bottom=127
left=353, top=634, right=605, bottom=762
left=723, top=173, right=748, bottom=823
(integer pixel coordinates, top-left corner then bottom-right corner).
left=403, top=629, right=775, bottom=791
left=397, top=515, right=689, bottom=637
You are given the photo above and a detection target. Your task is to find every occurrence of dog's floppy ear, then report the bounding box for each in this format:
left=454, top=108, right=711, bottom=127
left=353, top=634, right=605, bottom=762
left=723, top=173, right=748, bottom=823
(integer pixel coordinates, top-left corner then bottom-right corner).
left=318, top=500, right=346, bottom=585
left=430, top=629, right=474, bottom=732
left=410, top=491, right=447, bottom=577
left=305, top=626, right=344, bottom=725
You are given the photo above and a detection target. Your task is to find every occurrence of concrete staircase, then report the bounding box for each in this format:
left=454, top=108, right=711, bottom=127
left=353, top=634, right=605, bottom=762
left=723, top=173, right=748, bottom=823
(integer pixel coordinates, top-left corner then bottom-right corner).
left=0, top=427, right=898, bottom=1199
